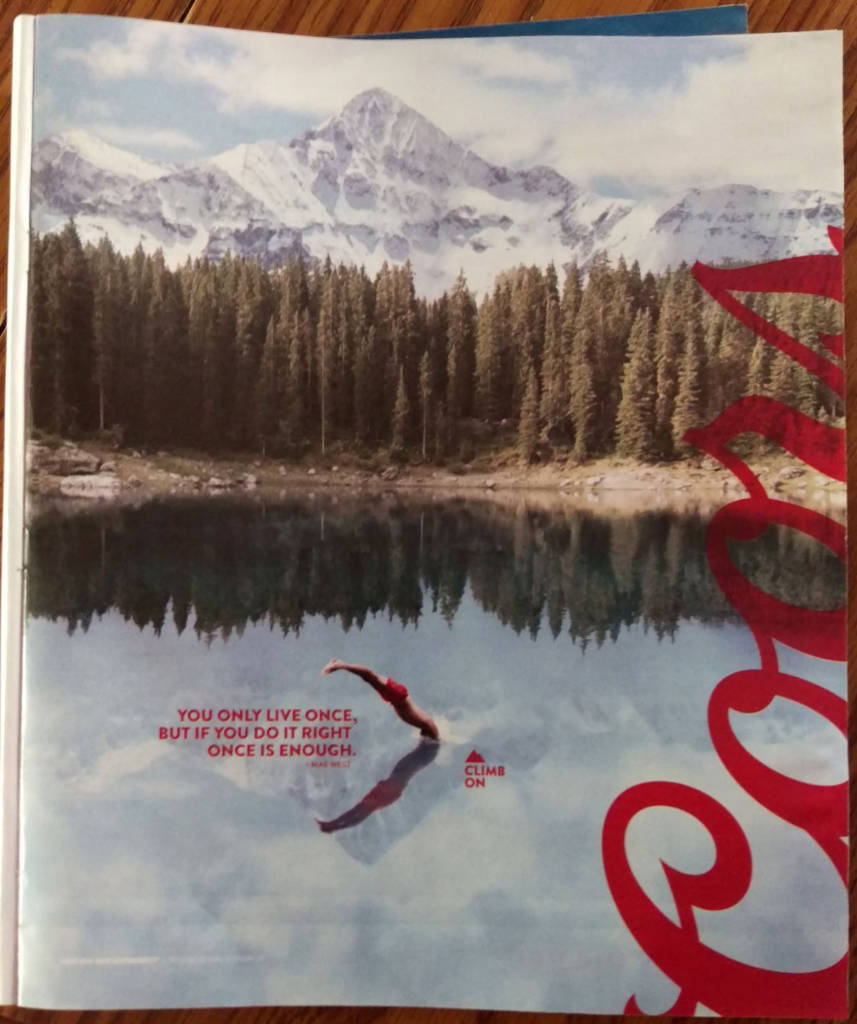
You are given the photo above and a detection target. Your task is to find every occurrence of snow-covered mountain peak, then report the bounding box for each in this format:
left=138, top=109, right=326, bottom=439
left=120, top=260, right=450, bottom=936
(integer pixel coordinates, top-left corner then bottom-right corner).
left=336, top=87, right=436, bottom=144
left=340, top=86, right=404, bottom=123
left=297, top=87, right=468, bottom=186
left=36, top=130, right=170, bottom=181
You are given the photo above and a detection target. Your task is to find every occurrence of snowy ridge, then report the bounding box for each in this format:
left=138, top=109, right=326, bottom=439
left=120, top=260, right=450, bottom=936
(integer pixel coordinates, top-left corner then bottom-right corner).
left=34, top=130, right=171, bottom=181
left=30, top=88, right=844, bottom=295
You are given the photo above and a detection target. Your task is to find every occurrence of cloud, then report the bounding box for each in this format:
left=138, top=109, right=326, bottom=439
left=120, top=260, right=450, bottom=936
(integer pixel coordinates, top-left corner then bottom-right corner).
left=155, top=33, right=584, bottom=127
left=52, top=25, right=842, bottom=197
left=536, top=31, right=843, bottom=195
left=76, top=98, right=115, bottom=120
left=90, top=122, right=200, bottom=152
left=33, top=84, right=54, bottom=116
left=57, top=20, right=180, bottom=79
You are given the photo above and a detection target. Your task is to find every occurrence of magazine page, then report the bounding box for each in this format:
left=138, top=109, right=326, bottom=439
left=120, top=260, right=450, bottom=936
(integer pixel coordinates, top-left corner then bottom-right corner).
left=8, top=17, right=847, bottom=1014
left=0, top=4, right=751, bottom=1008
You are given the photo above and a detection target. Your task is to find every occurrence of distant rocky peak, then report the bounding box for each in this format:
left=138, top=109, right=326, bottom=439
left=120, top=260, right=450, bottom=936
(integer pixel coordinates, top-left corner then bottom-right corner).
left=340, top=86, right=404, bottom=123
left=337, top=86, right=437, bottom=140
left=303, top=87, right=465, bottom=169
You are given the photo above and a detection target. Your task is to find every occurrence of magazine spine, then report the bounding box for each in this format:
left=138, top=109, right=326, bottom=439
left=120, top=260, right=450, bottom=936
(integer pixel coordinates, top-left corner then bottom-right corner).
left=1, top=13, right=36, bottom=1007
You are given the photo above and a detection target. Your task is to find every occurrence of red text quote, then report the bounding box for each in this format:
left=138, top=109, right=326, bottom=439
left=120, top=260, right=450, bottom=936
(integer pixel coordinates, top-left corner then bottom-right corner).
left=157, top=706, right=357, bottom=759
left=601, top=227, right=846, bottom=1018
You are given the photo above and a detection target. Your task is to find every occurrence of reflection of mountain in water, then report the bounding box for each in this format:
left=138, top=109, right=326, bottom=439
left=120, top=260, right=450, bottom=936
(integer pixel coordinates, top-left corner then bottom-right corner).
left=314, top=741, right=446, bottom=865
left=295, top=724, right=553, bottom=866
left=27, top=494, right=843, bottom=647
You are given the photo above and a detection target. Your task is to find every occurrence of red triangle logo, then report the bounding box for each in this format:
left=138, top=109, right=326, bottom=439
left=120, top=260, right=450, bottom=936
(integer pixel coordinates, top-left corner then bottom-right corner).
left=466, top=750, right=485, bottom=763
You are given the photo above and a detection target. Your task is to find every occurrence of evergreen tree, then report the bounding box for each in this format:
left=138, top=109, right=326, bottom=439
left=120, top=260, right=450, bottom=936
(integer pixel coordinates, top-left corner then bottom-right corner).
left=509, top=266, right=545, bottom=412
left=90, top=237, right=124, bottom=433
left=187, top=265, right=221, bottom=448
left=747, top=337, right=773, bottom=396
left=654, top=269, right=700, bottom=458
left=434, top=398, right=449, bottom=461
left=353, top=322, right=376, bottom=445
left=445, top=271, right=476, bottom=422
left=419, top=350, right=432, bottom=459
left=518, top=364, right=540, bottom=462
left=637, top=270, right=660, bottom=322
left=475, top=293, right=502, bottom=421
left=122, top=243, right=153, bottom=442
left=391, top=365, right=409, bottom=451
left=561, top=263, right=583, bottom=327
left=255, top=315, right=279, bottom=451
left=29, top=234, right=66, bottom=434
left=285, top=309, right=311, bottom=446
left=768, top=347, right=817, bottom=418
left=597, top=257, right=636, bottom=448
left=616, top=311, right=657, bottom=460
left=141, top=251, right=174, bottom=444
left=797, top=294, right=840, bottom=418
left=479, top=281, right=513, bottom=420
left=316, top=264, right=336, bottom=455
left=373, top=261, right=407, bottom=434
left=653, top=271, right=683, bottom=456
left=568, top=278, right=603, bottom=460
left=232, top=260, right=269, bottom=447
left=700, top=299, right=726, bottom=419
left=672, top=326, right=706, bottom=454
left=539, top=263, right=567, bottom=439
left=58, top=221, right=96, bottom=434
left=212, top=254, right=240, bottom=444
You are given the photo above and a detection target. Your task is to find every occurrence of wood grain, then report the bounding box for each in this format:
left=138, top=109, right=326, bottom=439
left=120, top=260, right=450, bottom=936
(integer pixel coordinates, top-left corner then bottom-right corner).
left=0, top=3, right=855, bottom=1024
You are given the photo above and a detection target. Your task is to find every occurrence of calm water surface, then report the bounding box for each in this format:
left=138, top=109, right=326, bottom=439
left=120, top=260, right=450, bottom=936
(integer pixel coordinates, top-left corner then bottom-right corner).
left=19, top=493, right=847, bottom=1010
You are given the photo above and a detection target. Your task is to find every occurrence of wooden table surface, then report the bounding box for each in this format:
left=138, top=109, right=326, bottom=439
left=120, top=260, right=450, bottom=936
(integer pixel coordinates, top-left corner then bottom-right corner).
left=1, top=1, right=855, bottom=1023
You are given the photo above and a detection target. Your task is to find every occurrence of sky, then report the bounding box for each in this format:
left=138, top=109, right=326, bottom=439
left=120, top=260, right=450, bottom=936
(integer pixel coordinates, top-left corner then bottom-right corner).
left=31, top=16, right=844, bottom=199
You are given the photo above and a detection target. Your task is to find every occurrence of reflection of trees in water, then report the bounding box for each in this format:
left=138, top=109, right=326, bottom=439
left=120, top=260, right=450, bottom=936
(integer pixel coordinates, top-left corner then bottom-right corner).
left=26, top=496, right=843, bottom=647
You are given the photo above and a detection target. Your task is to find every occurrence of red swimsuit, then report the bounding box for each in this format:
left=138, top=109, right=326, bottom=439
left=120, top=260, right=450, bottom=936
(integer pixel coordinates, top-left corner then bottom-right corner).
left=379, top=677, right=409, bottom=706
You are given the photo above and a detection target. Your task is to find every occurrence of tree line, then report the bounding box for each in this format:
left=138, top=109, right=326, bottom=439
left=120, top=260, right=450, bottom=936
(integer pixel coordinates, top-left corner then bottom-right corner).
left=30, top=221, right=843, bottom=463
left=28, top=497, right=843, bottom=647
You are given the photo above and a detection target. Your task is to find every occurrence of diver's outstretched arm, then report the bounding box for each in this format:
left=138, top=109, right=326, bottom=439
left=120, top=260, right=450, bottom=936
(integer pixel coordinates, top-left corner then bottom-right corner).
left=322, top=658, right=386, bottom=693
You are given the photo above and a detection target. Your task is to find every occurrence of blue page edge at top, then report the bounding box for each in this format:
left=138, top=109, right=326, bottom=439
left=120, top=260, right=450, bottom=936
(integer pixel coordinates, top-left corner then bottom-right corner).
left=364, top=5, right=747, bottom=39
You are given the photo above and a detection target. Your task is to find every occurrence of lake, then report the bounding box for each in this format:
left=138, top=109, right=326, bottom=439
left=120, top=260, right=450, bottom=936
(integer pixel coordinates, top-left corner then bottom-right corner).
left=18, top=492, right=847, bottom=1011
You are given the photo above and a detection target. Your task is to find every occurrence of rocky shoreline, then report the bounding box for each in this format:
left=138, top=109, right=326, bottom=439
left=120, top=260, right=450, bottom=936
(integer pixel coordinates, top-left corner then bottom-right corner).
left=25, top=439, right=845, bottom=514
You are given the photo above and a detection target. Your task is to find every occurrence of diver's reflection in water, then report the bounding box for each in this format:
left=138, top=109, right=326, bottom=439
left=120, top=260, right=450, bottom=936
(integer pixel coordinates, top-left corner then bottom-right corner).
left=316, top=739, right=440, bottom=834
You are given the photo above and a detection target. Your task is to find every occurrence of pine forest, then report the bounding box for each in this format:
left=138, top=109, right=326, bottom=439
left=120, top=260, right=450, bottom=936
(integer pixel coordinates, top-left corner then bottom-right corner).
left=29, top=221, right=843, bottom=466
